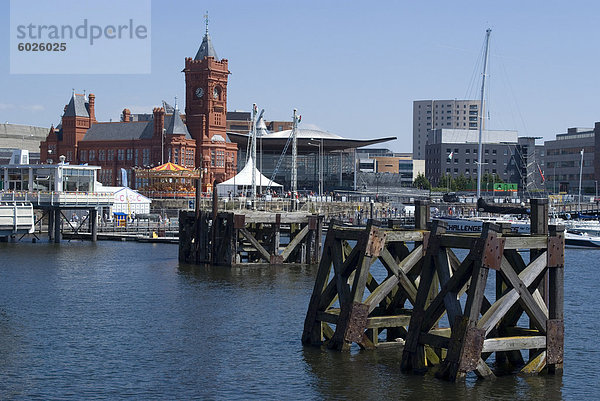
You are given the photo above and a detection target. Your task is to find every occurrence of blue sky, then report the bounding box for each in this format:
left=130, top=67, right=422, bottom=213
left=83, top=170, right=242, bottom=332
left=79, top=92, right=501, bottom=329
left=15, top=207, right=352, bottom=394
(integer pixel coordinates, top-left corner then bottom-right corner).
left=1, top=0, right=599, bottom=152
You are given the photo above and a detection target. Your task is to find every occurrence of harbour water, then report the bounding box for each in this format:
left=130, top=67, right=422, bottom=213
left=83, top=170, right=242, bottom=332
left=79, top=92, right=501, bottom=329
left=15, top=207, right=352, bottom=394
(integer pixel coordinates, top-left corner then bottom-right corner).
left=0, top=240, right=597, bottom=400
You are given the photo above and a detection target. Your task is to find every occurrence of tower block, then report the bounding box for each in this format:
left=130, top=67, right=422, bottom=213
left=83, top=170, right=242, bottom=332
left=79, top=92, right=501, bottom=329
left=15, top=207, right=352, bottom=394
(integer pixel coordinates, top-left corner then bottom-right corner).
left=183, top=18, right=237, bottom=192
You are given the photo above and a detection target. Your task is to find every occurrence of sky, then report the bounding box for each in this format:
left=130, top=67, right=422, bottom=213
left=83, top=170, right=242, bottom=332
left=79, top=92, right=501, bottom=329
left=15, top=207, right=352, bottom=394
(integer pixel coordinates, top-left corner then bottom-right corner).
left=1, top=0, right=600, bottom=153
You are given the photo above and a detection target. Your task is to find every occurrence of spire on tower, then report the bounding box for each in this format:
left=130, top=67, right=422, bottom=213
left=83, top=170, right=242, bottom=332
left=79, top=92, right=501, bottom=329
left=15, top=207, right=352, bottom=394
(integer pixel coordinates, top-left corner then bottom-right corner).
left=204, top=11, right=209, bottom=35
left=194, top=11, right=219, bottom=61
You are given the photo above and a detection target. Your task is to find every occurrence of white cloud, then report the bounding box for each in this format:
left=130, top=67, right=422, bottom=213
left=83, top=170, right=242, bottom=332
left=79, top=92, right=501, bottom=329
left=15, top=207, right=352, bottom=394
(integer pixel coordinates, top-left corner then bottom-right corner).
left=0, top=103, right=15, bottom=110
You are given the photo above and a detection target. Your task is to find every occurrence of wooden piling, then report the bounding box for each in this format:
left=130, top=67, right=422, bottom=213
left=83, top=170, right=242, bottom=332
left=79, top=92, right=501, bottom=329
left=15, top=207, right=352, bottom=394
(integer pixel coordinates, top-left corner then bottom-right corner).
left=179, top=210, right=323, bottom=267
left=302, top=207, right=565, bottom=382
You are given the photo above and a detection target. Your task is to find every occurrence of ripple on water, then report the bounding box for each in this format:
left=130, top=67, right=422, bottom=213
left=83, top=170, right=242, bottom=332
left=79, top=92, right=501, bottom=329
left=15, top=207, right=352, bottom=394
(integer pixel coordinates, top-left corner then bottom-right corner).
left=0, top=241, right=597, bottom=399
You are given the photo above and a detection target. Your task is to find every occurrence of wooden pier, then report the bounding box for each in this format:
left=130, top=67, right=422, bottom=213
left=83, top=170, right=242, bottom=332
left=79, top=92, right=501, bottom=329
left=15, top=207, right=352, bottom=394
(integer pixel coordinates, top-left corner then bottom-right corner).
left=302, top=198, right=564, bottom=381
left=179, top=210, right=323, bottom=266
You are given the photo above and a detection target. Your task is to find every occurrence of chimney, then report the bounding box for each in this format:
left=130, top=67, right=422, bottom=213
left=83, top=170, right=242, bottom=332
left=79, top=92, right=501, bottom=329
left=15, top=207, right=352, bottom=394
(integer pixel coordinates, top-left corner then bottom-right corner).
left=153, top=107, right=165, bottom=138
left=88, top=93, right=96, bottom=122
left=122, top=108, right=131, bottom=122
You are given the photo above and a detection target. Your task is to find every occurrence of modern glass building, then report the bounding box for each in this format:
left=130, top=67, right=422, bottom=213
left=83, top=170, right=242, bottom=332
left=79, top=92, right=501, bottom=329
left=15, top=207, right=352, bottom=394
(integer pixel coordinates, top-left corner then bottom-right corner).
left=227, top=128, right=396, bottom=192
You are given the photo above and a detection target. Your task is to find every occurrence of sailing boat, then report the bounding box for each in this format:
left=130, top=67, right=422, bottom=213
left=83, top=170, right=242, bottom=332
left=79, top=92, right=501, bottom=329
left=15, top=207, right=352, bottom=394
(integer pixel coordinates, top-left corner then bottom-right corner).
left=438, top=29, right=532, bottom=233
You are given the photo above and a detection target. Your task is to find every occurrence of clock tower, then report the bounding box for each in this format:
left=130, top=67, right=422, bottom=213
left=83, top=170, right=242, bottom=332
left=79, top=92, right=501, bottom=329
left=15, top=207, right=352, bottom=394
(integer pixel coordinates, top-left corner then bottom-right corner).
left=184, top=15, right=237, bottom=191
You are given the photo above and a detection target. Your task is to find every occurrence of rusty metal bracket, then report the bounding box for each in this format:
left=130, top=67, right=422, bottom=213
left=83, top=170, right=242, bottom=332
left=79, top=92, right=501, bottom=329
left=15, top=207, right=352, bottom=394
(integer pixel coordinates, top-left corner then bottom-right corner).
left=233, top=214, right=246, bottom=229
left=458, top=326, right=486, bottom=372
left=546, top=319, right=564, bottom=364
left=547, top=234, right=565, bottom=268
left=365, top=227, right=387, bottom=258
left=344, top=302, right=369, bottom=343
left=481, top=234, right=505, bottom=271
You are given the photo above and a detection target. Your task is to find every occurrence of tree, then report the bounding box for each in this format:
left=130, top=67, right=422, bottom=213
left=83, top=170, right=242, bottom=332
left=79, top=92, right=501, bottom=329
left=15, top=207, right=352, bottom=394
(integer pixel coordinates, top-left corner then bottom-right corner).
left=454, top=174, right=468, bottom=191
left=413, top=173, right=431, bottom=190
left=439, top=173, right=454, bottom=191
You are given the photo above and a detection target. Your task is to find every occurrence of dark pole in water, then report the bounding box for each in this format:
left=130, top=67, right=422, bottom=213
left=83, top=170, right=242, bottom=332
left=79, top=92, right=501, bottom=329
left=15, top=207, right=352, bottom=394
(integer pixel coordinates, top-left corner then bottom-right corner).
left=195, top=178, right=201, bottom=220
left=211, top=179, right=218, bottom=263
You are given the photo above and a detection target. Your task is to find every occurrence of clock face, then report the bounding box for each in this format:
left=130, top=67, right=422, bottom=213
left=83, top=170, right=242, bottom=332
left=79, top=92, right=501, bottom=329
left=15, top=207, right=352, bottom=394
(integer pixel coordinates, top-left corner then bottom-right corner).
left=195, top=87, right=204, bottom=98
left=213, top=87, right=220, bottom=99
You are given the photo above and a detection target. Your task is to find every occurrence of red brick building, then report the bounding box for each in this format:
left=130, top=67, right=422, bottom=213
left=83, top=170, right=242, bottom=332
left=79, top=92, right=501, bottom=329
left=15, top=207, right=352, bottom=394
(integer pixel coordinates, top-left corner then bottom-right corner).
left=40, top=25, right=238, bottom=191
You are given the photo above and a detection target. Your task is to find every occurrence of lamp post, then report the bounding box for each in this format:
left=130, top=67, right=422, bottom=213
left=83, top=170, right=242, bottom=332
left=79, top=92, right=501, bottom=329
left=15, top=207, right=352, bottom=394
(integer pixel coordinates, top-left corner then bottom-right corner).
left=232, top=156, right=236, bottom=198
left=308, top=140, right=322, bottom=197
left=161, top=128, right=166, bottom=165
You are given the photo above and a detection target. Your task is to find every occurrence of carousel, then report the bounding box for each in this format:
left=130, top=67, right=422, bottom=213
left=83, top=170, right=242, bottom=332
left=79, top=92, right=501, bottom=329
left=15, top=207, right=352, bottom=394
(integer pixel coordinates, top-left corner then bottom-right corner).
left=134, top=162, right=202, bottom=198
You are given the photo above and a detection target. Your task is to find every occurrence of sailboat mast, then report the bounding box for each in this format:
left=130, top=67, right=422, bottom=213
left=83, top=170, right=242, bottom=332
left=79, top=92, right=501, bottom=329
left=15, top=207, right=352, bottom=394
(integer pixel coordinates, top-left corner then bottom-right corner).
left=578, top=148, right=584, bottom=213
left=291, top=109, right=298, bottom=198
left=477, top=28, right=492, bottom=199
left=251, top=103, right=257, bottom=201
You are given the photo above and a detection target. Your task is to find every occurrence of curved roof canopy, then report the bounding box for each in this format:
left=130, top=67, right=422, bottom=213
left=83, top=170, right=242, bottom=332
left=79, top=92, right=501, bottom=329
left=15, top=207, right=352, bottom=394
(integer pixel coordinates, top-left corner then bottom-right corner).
left=227, top=128, right=396, bottom=152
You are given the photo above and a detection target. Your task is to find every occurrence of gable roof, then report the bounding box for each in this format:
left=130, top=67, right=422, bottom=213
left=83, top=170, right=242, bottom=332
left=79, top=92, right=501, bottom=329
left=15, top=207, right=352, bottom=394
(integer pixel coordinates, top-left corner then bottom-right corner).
left=82, top=121, right=154, bottom=141
left=81, top=114, right=192, bottom=142
left=64, top=94, right=89, bottom=117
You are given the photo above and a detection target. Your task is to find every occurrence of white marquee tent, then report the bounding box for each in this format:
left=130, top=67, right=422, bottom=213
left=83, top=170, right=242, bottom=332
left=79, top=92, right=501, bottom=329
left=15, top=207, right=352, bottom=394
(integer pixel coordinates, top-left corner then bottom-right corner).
left=217, top=157, right=282, bottom=196
left=96, top=186, right=151, bottom=215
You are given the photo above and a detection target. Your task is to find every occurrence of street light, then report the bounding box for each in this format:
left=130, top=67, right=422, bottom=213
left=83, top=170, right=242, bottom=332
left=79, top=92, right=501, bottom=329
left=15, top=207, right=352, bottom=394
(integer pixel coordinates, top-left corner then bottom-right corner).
left=161, top=128, right=166, bottom=165
left=308, top=140, right=322, bottom=197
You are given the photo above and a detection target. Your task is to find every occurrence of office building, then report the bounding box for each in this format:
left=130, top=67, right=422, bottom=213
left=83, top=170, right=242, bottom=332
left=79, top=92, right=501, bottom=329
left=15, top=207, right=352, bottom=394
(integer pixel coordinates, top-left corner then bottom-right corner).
left=413, top=99, right=482, bottom=160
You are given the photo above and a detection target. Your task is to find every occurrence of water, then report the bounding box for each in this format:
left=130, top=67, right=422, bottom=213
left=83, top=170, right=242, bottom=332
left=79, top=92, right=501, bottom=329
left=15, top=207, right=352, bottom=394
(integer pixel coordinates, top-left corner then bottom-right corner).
left=0, top=240, right=597, bottom=400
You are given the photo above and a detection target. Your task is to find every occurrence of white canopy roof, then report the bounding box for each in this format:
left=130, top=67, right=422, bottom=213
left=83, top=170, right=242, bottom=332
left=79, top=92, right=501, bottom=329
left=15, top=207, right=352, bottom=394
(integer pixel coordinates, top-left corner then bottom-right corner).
left=217, top=157, right=282, bottom=195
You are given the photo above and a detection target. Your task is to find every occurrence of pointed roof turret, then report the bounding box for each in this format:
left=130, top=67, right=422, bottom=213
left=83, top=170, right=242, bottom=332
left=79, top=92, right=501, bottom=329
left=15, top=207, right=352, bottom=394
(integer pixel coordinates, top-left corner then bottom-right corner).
left=165, top=98, right=191, bottom=138
left=194, top=12, right=219, bottom=61
left=63, top=92, right=90, bottom=117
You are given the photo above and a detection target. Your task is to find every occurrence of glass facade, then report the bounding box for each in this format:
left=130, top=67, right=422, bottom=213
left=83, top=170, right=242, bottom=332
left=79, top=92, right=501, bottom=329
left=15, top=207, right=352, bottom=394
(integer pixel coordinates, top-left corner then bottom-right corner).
left=237, top=148, right=357, bottom=192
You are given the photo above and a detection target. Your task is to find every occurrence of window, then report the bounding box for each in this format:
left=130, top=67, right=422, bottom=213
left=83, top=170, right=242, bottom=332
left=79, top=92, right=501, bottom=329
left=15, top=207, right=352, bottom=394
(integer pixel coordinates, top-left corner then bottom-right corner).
left=66, top=151, right=73, bottom=161
left=216, top=150, right=225, bottom=167
left=80, top=150, right=87, bottom=161
left=142, top=149, right=150, bottom=166
left=492, top=149, right=497, bottom=155
left=127, top=149, right=133, bottom=161
left=465, top=149, right=470, bottom=154
left=99, top=150, right=106, bottom=161
left=174, top=148, right=179, bottom=165
left=108, top=149, right=115, bottom=161
left=465, top=159, right=470, bottom=164
left=485, top=149, right=489, bottom=155
left=118, top=149, right=124, bottom=161
left=135, top=149, right=139, bottom=165
left=89, top=150, right=96, bottom=161
left=211, top=149, right=215, bottom=166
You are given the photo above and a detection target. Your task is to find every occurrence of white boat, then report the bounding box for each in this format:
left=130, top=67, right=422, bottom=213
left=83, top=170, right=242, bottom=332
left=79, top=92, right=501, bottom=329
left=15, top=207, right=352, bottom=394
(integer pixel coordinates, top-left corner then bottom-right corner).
left=565, top=230, right=600, bottom=248
left=439, top=216, right=529, bottom=234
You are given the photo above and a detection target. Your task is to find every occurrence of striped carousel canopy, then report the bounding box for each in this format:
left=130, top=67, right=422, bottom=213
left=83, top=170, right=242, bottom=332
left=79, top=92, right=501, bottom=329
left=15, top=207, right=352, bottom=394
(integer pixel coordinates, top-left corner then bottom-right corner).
left=151, top=162, right=191, bottom=171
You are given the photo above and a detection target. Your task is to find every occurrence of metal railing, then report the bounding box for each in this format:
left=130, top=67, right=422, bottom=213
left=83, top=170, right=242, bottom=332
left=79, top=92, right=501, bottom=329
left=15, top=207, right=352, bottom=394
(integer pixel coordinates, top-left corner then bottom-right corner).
left=0, top=191, right=113, bottom=207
